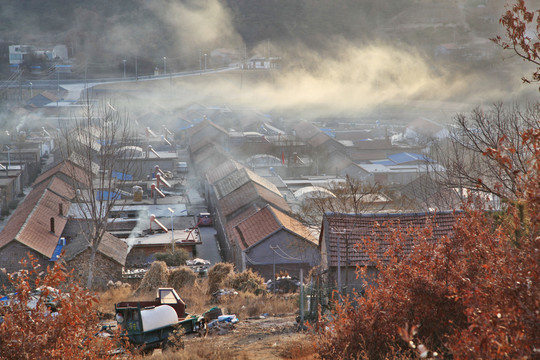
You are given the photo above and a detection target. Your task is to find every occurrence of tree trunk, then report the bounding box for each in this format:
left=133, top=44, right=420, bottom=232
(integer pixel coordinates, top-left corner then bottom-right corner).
left=86, top=247, right=97, bottom=289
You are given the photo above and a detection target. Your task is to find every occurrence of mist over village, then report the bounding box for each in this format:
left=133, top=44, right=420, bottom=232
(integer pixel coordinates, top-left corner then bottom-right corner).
left=0, top=1, right=538, bottom=359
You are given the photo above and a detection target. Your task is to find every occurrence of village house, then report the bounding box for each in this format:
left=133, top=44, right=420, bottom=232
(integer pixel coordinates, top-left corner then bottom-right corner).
left=319, top=211, right=458, bottom=296
left=62, top=231, right=128, bottom=289
left=228, top=204, right=319, bottom=280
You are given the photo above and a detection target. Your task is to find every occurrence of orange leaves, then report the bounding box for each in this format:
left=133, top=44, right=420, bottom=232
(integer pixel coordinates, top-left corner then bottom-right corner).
left=0, top=255, right=120, bottom=359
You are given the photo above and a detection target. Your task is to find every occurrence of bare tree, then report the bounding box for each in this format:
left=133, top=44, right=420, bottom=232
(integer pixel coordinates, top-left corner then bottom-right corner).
left=435, top=102, right=540, bottom=203
left=59, top=100, right=136, bottom=288
left=294, top=175, right=393, bottom=229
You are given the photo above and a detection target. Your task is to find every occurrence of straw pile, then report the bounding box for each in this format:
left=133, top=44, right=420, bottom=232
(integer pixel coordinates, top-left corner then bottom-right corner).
left=207, top=262, right=234, bottom=294
left=134, top=261, right=169, bottom=296
left=227, top=268, right=266, bottom=294
left=168, top=266, right=197, bottom=290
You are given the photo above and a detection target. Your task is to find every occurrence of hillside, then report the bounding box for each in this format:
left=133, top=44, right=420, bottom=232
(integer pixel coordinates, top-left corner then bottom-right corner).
left=0, top=0, right=510, bottom=77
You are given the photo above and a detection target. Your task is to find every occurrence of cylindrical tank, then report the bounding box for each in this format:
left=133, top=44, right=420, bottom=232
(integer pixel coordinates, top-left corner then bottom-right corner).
left=133, top=186, right=143, bottom=202
left=140, top=305, right=178, bottom=332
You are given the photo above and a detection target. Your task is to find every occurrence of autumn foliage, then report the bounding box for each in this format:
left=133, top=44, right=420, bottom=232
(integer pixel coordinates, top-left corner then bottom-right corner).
left=315, top=127, right=540, bottom=358
left=0, top=256, right=119, bottom=360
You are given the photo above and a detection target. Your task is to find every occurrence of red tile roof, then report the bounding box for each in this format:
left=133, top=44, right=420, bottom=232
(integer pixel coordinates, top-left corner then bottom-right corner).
left=218, top=182, right=290, bottom=218
left=225, top=205, right=262, bottom=250
left=0, top=177, right=74, bottom=258
left=234, top=205, right=317, bottom=250
left=33, top=161, right=91, bottom=188
left=322, top=211, right=458, bottom=267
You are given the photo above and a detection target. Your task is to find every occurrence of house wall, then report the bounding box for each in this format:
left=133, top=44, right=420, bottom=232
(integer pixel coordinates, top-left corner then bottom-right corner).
left=65, top=249, right=123, bottom=290
left=0, top=241, right=51, bottom=274
left=327, top=266, right=379, bottom=297
left=244, top=230, right=320, bottom=280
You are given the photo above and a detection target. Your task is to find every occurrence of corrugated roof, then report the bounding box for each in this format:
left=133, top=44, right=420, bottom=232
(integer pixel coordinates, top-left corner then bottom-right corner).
left=387, top=152, right=433, bottom=164
left=322, top=211, right=458, bottom=267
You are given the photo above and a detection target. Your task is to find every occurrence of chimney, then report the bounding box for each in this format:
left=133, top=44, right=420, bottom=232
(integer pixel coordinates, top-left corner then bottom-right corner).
left=50, top=217, right=55, bottom=233
left=59, top=203, right=63, bottom=215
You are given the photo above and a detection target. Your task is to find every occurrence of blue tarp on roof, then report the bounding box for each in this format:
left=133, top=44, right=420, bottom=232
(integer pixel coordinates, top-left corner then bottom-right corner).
left=96, top=190, right=122, bottom=201
left=372, top=160, right=395, bottom=166
left=387, top=152, right=433, bottom=164
left=111, top=171, right=133, bottom=181
left=50, top=238, right=66, bottom=261
left=320, top=128, right=336, bottom=137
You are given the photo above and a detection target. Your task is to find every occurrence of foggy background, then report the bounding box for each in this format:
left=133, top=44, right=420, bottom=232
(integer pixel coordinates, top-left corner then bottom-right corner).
left=2, top=0, right=540, bottom=124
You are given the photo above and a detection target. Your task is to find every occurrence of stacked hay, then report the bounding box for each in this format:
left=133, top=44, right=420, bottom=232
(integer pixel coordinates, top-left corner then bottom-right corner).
left=168, top=266, right=197, bottom=290
left=227, top=268, right=266, bottom=294
left=207, top=263, right=234, bottom=294
left=134, top=261, right=169, bottom=296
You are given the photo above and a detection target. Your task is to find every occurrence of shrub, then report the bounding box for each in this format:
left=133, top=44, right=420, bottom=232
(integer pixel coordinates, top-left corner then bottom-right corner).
left=0, top=255, right=118, bottom=359
left=315, top=126, right=540, bottom=359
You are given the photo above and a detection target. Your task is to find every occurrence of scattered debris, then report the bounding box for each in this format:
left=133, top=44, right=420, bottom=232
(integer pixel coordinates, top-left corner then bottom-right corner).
left=207, top=314, right=239, bottom=336
left=266, top=276, right=301, bottom=293
left=212, top=288, right=239, bottom=302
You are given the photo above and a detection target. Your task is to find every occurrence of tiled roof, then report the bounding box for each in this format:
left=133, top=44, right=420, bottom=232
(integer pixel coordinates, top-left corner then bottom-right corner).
left=0, top=177, right=73, bottom=258
left=233, top=205, right=318, bottom=250
left=225, top=205, right=261, bottom=249
left=206, top=160, right=245, bottom=184
left=63, top=231, right=128, bottom=266
left=214, top=168, right=281, bottom=200
left=308, top=132, right=332, bottom=148
left=293, top=121, right=320, bottom=141
left=322, top=211, right=458, bottom=267
left=186, top=118, right=228, bottom=138
left=33, top=161, right=91, bottom=187
left=235, top=206, right=281, bottom=249
left=218, top=182, right=290, bottom=218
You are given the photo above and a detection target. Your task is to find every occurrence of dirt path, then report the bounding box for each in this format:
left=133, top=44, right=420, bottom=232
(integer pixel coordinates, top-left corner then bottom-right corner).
left=154, top=315, right=316, bottom=359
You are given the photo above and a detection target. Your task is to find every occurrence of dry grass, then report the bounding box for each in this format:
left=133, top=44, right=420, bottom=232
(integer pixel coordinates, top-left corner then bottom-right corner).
left=95, top=286, right=134, bottom=315
left=135, top=261, right=169, bottom=296
left=226, top=269, right=266, bottom=294
left=220, top=292, right=298, bottom=319
left=279, top=335, right=319, bottom=360
left=207, top=263, right=234, bottom=294
left=168, top=267, right=197, bottom=290
left=175, top=280, right=209, bottom=315
left=146, top=340, right=250, bottom=360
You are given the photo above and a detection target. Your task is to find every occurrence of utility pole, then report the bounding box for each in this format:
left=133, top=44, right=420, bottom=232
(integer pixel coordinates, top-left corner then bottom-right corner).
left=270, top=245, right=278, bottom=293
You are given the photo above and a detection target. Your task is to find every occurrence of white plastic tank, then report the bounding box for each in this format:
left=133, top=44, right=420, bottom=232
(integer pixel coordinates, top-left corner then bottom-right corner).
left=140, top=305, right=178, bottom=332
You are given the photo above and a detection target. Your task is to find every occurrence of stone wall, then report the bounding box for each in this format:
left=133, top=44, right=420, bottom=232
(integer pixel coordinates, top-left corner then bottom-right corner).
left=65, top=249, right=123, bottom=290
left=0, top=241, right=50, bottom=274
